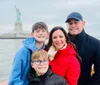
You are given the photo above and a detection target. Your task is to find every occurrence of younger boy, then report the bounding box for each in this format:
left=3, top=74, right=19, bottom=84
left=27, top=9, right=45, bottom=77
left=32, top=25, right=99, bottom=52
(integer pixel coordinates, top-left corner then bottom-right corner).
left=8, top=22, right=49, bottom=85
left=28, top=50, right=67, bottom=85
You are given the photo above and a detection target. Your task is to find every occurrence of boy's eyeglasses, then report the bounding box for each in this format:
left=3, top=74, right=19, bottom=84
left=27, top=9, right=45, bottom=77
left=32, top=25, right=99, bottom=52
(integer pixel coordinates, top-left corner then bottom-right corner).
left=31, top=60, right=48, bottom=65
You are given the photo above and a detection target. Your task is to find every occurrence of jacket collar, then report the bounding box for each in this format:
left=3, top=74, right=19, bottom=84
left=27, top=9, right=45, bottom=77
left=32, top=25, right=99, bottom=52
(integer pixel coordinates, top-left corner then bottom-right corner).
left=28, top=66, right=53, bottom=82
left=68, top=29, right=86, bottom=43
left=68, top=29, right=87, bottom=53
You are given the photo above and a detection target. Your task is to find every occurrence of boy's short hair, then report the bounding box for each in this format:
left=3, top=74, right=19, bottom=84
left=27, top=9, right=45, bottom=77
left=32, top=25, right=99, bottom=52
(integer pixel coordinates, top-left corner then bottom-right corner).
left=32, top=22, right=48, bottom=32
left=31, top=50, right=48, bottom=61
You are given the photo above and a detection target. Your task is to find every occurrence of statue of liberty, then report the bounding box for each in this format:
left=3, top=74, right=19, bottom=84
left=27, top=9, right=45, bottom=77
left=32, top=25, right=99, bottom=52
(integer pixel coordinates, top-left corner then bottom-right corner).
left=15, top=5, right=21, bottom=22
left=14, top=5, right=23, bottom=32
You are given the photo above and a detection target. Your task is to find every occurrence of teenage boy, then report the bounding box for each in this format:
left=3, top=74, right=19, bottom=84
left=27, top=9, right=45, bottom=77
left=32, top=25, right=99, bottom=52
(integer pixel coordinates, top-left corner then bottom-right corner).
left=28, top=50, right=67, bottom=85
left=8, top=22, right=49, bottom=85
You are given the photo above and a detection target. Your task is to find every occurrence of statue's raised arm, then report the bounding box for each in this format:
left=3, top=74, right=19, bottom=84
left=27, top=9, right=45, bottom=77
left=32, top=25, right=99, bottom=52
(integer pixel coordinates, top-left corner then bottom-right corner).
left=15, top=5, right=21, bottom=22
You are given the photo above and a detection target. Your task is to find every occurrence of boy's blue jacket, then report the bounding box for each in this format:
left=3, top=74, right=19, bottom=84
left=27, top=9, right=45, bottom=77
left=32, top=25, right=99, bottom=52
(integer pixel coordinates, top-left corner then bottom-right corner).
left=8, top=37, right=45, bottom=85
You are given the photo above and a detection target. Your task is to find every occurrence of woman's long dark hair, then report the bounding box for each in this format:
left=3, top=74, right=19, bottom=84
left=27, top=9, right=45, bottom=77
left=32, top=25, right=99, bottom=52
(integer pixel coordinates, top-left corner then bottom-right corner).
left=47, top=26, right=81, bottom=64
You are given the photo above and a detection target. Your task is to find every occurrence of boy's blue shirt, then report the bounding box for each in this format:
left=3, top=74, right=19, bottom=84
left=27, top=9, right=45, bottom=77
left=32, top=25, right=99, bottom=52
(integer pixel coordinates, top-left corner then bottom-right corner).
left=8, top=37, right=45, bottom=85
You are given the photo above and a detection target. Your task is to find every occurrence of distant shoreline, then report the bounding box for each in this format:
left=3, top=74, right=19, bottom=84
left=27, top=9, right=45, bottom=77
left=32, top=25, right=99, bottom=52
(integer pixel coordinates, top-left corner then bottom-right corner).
left=0, top=37, right=27, bottom=39
left=0, top=37, right=100, bottom=40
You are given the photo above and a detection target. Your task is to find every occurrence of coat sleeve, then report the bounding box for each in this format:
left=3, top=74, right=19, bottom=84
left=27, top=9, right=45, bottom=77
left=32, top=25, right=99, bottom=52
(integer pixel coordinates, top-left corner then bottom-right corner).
left=91, top=41, right=100, bottom=85
left=62, top=78, right=68, bottom=85
left=8, top=49, right=27, bottom=85
left=65, top=55, right=80, bottom=85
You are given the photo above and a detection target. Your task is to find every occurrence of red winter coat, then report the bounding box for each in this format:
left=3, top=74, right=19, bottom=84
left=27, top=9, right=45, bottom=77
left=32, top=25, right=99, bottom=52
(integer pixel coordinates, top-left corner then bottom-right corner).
left=49, top=43, right=80, bottom=85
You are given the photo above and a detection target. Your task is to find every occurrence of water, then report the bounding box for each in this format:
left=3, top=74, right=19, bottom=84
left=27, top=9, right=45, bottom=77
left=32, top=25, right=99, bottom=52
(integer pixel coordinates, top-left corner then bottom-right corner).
left=0, top=37, right=100, bottom=82
left=0, top=39, right=23, bottom=82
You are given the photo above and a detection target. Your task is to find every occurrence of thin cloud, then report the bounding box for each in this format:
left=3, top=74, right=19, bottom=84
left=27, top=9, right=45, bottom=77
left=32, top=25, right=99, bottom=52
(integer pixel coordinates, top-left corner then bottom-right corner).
left=52, top=0, right=100, bottom=9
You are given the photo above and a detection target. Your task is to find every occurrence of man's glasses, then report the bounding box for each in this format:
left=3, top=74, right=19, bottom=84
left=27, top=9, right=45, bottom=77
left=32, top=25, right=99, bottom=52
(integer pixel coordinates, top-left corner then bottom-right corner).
left=31, top=60, right=48, bottom=65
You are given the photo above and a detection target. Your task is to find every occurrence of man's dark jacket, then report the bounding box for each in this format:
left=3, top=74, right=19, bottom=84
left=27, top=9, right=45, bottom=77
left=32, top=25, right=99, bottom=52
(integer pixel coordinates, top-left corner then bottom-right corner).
left=69, top=30, right=100, bottom=85
left=28, top=67, right=67, bottom=85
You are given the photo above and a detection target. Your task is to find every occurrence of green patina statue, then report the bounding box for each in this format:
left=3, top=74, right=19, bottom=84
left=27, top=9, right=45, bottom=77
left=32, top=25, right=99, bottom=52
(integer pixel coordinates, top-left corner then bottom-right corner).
left=15, top=5, right=21, bottom=22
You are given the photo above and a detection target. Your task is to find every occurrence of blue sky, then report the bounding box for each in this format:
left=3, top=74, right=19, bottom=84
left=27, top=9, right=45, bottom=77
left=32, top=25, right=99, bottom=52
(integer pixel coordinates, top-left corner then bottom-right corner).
left=0, top=0, right=100, bottom=37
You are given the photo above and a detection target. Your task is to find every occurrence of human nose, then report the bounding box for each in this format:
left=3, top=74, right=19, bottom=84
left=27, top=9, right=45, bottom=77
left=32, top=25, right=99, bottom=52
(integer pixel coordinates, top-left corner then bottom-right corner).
left=39, top=61, right=45, bottom=65
left=40, top=62, right=44, bottom=65
left=55, top=37, right=61, bottom=42
left=39, top=31, right=44, bottom=34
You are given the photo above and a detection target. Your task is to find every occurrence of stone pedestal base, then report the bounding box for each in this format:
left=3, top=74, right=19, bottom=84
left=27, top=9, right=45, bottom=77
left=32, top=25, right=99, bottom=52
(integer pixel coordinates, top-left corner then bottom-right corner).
left=14, top=21, right=23, bottom=33
left=0, top=22, right=30, bottom=39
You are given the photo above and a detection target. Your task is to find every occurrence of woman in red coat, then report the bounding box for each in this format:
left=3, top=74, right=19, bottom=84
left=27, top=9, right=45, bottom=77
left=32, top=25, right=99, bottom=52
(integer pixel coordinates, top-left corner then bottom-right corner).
left=47, top=26, right=81, bottom=85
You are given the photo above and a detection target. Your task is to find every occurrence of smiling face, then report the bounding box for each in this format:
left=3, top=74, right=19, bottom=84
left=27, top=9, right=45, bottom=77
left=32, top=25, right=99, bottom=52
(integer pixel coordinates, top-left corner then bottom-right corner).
left=67, top=19, right=85, bottom=35
left=31, top=50, right=49, bottom=76
left=31, top=28, right=48, bottom=43
left=31, top=59, right=49, bottom=76
left=52, top=29, right=67, bottom=50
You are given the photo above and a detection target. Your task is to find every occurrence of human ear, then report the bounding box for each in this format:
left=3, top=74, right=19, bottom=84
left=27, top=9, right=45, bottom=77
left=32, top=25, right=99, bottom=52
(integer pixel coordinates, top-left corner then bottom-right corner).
left=82, top=21, right=85, bottom=26
left=31, top=62, right=35, bottom=68
left=30, top=32, right=34, bottom=37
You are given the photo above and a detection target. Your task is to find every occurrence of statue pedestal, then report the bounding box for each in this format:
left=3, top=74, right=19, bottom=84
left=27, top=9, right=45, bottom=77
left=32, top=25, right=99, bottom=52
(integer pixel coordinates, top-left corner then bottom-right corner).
left=0, top=21, right=30, bottom=39
left=14, top=21, right=23, bottom=33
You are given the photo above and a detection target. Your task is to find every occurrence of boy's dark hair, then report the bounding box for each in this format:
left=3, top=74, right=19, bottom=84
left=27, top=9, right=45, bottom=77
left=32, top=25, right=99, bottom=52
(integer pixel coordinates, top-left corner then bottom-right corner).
left=32, top=22, right=48, bottom=32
